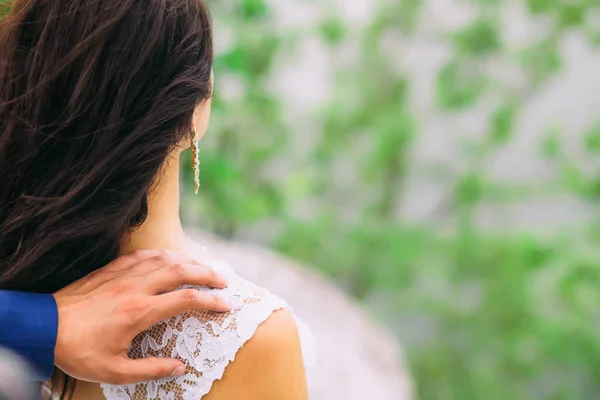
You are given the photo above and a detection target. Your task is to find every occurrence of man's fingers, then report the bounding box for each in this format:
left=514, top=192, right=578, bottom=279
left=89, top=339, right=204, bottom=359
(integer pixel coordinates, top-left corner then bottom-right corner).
left=110, top=357, right=187, bottom=384
left=123, top=252, right=228, bottom=290
left=88, top=251, right=228, bottom=292
left=127, top=251, right=203, bottom=276
left=102, top=250, right=167, bottom=273
left=104, top=249, right=202, bottom=275
left=144, top=262, right=228, bottom=294
left=145, top=289, right=231, bottom=326
left=78, top=250, right=168, bottom=288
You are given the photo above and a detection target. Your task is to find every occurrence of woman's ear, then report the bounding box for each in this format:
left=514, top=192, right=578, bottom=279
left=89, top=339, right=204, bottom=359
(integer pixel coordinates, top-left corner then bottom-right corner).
left=192, top=96, right=212, bottom=141
left=191, top=70, right=214, bottom=142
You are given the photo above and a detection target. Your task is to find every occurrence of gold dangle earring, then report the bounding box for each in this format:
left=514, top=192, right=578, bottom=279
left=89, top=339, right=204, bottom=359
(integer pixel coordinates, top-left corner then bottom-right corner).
left=191, top=132, right=200, bottom=194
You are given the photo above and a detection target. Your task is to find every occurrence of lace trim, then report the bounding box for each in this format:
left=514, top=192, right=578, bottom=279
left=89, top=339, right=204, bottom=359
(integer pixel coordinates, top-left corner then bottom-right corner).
left=100, top=259, right=288, bottom=400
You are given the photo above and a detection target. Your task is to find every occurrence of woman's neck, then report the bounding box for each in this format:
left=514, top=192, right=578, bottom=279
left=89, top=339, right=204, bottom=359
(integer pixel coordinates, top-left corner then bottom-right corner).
left=119, top=152, right=188, bottom=255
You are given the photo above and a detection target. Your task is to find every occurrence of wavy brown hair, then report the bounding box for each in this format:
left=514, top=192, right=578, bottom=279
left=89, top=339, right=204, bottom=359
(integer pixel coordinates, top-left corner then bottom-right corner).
left=0, top=0, right=213, bottom=397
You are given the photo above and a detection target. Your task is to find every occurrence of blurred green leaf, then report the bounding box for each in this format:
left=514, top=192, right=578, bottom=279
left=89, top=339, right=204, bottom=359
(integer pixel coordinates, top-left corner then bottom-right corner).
left=454, top=172, right=486, bottom=207
left=240, top=0, right=269, bottom=19
left=540, top=127, right=562, bottom=159
left=436, top=60, right=486, bottom=109
left=520, top=35, right=562, bottom=85
left=216, top=47, right=248, bottom=73
left=560, top=162, right=587, bottom=196
left=527, top=0, right=558, bottom=14
left=395, top=0, right=422, bottom=34
left=557, top=2, right=587, bottom=28
left=489, top=100, right=518, bottom=145
left=584, top=120, right=600, bottom=153
left=319, top=18, right=346, bottom=45
left=453, top=18, right=501, bottom=55
left=365, top=110, right=415, bottom=178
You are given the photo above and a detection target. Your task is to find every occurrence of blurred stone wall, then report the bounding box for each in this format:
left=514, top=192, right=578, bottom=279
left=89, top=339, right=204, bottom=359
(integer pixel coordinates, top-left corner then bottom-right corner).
left=190, top=230, right=413, bottom=400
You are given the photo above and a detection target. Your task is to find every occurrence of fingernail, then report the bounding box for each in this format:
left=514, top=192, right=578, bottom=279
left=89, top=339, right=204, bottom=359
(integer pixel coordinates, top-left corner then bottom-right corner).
left=217, top=298, right=232, bottom=312
left=207, top=273, right=228, bottom=288
left=217, top=275, right=228, bottom=287
left=171, top=365, right=186, bottom=376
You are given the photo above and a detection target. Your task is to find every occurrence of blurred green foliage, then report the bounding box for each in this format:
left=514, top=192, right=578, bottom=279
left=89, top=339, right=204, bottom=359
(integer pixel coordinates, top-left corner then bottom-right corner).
left=4, top=0, right=600, bottom=398
left=193, top=1, right=600, bottom=399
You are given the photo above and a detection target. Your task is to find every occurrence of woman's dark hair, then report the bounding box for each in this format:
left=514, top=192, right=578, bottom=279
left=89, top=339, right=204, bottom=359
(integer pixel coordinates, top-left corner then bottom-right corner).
left=0, top=0, right=213, bottom=396
left=0, top=0, right=213, bottom=291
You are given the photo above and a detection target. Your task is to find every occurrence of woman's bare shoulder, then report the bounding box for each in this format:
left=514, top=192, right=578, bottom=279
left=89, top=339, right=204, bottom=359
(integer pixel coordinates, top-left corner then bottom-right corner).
left=203, top=308, right=308, bottom=400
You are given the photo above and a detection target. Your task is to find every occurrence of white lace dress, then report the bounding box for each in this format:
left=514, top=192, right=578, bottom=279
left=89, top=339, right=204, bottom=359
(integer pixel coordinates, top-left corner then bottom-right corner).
left=100, top=256, right=315, bottom=400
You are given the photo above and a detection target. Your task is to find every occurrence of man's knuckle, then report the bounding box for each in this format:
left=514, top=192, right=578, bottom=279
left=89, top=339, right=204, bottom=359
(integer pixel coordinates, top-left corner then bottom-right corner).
left=102, top=259, right=122, bottom=272
left=129, top=298, right=154, bottom=318
left=129, top=250, right=143, bottom=258
left=202, top=294, right=217, bottom=309
left=112, top=282, right=133, bottom=296
left=210, top=295, right=221, bottom=308
left=181, top=289, right=198, bottom=304
left=171, top=263, right=186, bottom=277
left=133, top=297, right=151, bottom=312
left=153, top=363, right=170, bottom=380
left=151, top=254, right=168, bottom=266
left=121, top=252, right=141, bottom=266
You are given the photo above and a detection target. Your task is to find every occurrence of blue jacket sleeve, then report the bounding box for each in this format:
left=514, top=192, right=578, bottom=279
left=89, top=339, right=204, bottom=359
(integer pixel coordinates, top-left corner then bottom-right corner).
left=0, top=291, right=58, bottom=380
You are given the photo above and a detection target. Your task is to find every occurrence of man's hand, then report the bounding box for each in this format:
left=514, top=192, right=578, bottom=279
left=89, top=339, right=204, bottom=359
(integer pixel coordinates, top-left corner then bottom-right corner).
left=52, top=249, right=230, bottom=385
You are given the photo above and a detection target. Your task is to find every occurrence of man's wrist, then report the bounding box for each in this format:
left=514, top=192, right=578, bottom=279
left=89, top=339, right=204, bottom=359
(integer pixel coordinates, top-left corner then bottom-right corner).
left=0, top=291, right=58, bottom=380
